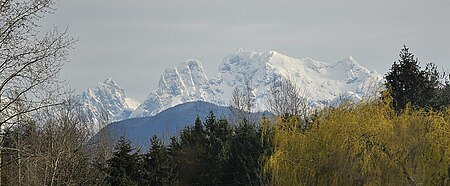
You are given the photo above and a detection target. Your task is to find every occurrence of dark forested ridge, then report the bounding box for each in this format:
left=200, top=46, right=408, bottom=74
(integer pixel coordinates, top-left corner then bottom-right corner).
left=96, top=101, right=271, bottom=148
left=101, top=112, right=270, bottom=185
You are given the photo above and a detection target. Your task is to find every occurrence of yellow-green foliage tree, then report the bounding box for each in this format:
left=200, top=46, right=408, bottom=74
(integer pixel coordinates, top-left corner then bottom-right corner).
left=263, top=95, right=450, bottom=185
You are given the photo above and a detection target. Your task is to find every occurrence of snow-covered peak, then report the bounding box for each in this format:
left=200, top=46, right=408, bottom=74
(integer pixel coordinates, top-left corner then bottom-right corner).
left=156, top=59, right=209, bottom=97
left=101, top=77, right=120, bottom=87
left=214, top=49, right=383, bottom=109
left=333, top=56, right=362, bottom=69
left=78, top=78, right=139, bottom=132
left=131, top=49, right=383, bottom=118
left=89, top=78, right=127, bottom=102
left=130, top=59, right=221, bottom=118
left=164, top=59, right=204, bottom=74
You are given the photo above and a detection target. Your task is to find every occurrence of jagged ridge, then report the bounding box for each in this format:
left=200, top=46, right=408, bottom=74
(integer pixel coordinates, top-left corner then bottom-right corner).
left=131, top=49, right=383, bottom=118
left=78, top=78, right=139, bottom=132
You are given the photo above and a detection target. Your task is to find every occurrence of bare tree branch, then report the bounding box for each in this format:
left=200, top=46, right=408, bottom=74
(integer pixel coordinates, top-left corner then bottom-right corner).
left=0, top=1, right=75, bottom=184
left=229, top=78, right=256, bottom=124
left=266, top=77, right=311, bottom=124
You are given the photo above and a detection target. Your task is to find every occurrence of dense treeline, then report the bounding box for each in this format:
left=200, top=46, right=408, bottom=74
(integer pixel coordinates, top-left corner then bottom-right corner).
left=101, top=112, right=271, bottom=185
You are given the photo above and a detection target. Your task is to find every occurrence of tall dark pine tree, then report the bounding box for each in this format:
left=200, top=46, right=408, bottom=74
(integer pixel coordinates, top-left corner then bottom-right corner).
left=166, top=136, right=182, bottom=184
left=226, top=121, right=265, bottom=185
left=178, top=116, right=208, bottom=185
left=204, top=112, right=233, bottom=185
left=385, top=45, right=439, bottom=111
left=103, top=135, right=142, bottom=186
left=142, top=135, right=175, bottom=185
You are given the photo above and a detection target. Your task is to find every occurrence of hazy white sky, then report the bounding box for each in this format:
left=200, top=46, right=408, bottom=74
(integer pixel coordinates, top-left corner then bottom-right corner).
left=43, top=0, right=450, bottom=101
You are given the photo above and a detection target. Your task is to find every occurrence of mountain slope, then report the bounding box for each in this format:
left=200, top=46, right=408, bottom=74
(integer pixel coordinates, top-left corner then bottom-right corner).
left=100, top=101, right=270, bottom=148
left=131, top=49, right=383, bottom=118
left=78, top=78, right=139, bottom=131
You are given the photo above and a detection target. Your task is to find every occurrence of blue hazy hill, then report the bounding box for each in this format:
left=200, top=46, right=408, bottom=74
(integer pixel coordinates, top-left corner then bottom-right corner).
left=96, top=101, right=270, bottom=149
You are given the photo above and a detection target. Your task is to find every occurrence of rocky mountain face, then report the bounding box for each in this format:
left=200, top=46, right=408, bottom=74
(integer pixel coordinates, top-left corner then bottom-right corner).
left=78, top=78, right=139, bottom=132
left=130, top=59, right=222, bottom=118
left=131, top=49, right=383, bottom=118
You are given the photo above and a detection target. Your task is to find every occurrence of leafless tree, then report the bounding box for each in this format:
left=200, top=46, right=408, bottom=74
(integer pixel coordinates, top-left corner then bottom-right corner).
left=0, top=0, right=75, bottom=184
left=266, top=77, right=311, bottom=123
left=2, top=99, right=111, bottom=185
left=229, top=79, right=256, bottom=124
left=0, top=0, right=74, bottom=127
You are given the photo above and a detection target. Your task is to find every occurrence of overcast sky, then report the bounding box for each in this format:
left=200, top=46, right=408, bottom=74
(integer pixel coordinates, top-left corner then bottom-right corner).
left=43, top=0, right=450, bottom=102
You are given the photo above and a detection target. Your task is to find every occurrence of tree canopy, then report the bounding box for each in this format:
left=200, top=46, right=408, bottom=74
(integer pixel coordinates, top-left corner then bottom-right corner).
left=385, top=45, right=442, bottom=111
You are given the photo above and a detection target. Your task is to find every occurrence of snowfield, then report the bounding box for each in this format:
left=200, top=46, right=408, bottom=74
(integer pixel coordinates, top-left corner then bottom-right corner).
left=131, top=49, right=383, bottom=118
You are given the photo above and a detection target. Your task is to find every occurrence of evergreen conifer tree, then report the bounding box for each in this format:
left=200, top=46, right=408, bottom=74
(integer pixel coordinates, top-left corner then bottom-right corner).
left=227, top=121, right=264, bottom=185
left=178, top=116, right=208, bottom=185
left=142, top=135, right=174, bottom=185
left=204, top=112, right=233, bottom=184
left=385, top=45, right=439, bottom=111
left=103, top=135, right=142, bottom=186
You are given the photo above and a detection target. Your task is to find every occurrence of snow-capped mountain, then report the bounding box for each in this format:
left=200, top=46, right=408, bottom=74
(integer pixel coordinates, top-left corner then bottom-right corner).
left=131, top=49, right=383, bottom=118
left=212, top=49, right=383, bottom=108
left=78, top=78, right=139, bottom=131
left=130, top=59, right=223, bottom=118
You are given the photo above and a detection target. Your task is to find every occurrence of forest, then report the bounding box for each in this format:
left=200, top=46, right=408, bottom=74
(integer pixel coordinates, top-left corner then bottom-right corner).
left=2, top=0, right=450, bottom=185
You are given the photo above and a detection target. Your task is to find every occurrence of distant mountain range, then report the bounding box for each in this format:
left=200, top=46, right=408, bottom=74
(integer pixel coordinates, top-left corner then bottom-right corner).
left=78, top=49, right=383, bottom=132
